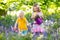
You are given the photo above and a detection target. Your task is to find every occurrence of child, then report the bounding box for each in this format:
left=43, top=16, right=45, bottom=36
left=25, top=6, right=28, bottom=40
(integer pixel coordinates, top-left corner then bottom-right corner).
left=14, top=10, right=28, bottom=36
left=31, top=4, right=45, bottom=40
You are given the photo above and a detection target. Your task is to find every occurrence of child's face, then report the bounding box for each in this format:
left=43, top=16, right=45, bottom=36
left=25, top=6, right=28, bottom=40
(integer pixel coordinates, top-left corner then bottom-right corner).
left=19, top=12, right=24, bottom=18
left=33, top=6, right=38, bottom=12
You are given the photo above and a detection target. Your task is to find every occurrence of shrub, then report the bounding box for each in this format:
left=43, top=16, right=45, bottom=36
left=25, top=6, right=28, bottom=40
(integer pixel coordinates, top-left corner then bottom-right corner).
left=0, top=15, right=17, bottom=28
left=25, top=13, right=33, bottom=23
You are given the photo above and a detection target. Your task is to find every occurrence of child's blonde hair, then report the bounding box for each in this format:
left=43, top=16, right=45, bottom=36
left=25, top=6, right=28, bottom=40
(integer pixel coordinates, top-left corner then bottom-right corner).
left=17, top=10, right=24, bottom=17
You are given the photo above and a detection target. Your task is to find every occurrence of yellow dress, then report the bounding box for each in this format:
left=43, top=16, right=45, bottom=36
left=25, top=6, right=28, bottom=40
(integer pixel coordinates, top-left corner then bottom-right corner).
left=16, top=17, right=28, bottom=31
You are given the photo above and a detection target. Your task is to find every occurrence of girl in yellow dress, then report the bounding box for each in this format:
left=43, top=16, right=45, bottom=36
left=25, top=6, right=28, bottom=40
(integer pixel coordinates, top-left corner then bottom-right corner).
left=14, top=10, right=28, bottom=36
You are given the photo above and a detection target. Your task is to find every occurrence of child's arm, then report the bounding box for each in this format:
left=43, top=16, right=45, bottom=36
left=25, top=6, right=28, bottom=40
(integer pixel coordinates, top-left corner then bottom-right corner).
left=14, top=22, right=17, bottom=30
left=14, top=22, right=17, bottom=28
left=26, top=19, right=30, bottom=26
left=31, top=14, right=35, bottom=19
left=14, top=19, right=18, bottom=30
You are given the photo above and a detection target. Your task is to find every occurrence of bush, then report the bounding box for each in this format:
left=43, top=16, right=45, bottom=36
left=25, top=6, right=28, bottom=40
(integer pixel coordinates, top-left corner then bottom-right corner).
left=0, top=9, right=7, bottom=16
left=0, top=33, right=6, bottom=40
left=0, top=15, right=17, bottom=28
left=25, top=13, right=33, bottom=23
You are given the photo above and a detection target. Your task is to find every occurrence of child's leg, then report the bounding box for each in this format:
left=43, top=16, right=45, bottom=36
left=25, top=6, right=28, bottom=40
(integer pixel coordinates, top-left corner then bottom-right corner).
left=32, top=35, right=36, bottom=40
left=27, top=26, right=31, bottom=32
left=18, top=30, right=21, bottom=36
left=43, top=31, right=47, bottom=37
left=32, top=33, right=37, bottom=40
left=32, top=32, right=40, bottom=40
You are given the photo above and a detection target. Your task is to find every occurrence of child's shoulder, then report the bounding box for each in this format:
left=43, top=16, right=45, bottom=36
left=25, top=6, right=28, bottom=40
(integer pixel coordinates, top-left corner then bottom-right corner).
left=16, top=17, right=21, bottom=21
left=24, top=17, right=26, bottom=19
left=17, top=17, right=20, bottom=20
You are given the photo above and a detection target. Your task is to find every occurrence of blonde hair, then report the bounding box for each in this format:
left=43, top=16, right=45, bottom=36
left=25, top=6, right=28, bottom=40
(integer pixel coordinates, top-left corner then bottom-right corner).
left=17, top=10, right=24, bottom=17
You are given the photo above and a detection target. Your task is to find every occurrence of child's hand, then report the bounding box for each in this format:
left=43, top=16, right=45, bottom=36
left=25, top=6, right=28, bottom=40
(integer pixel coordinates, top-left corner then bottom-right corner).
left=13, top=26, right=16, bottom=31
left=27, top=23, right=30, bottom=26
left=13, top=27, right=18, bottom=32
left=31, top=15, right=35, bottom=19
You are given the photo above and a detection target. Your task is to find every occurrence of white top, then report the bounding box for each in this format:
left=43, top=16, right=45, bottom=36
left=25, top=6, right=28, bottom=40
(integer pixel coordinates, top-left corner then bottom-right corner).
left=32, top=12, right=43, bottom=18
